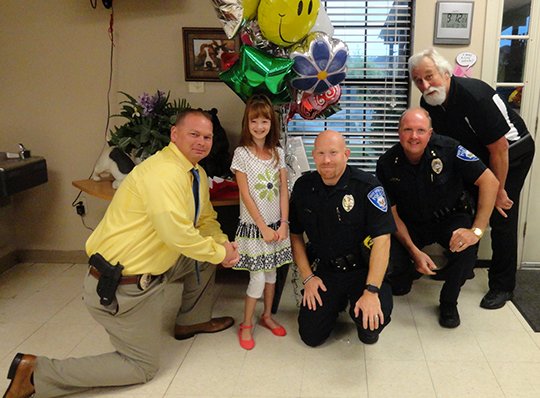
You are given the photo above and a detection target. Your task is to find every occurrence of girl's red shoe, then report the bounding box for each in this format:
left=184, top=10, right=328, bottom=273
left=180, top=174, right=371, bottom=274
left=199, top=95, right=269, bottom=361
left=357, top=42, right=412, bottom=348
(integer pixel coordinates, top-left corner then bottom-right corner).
left=259, top=316, right=287, bottom=336
left=238, top=323, right=255, bottom=350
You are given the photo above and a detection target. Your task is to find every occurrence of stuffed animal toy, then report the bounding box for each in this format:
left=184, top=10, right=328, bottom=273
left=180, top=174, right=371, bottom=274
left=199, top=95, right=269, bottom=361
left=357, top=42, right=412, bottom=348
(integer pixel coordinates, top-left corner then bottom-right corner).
left=91, top=146, right=135, bottom=189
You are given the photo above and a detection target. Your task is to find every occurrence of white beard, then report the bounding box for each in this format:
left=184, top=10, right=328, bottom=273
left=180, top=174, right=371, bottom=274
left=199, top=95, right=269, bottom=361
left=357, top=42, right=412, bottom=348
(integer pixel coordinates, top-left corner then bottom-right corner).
left=423, top=86, right=447, bottom=106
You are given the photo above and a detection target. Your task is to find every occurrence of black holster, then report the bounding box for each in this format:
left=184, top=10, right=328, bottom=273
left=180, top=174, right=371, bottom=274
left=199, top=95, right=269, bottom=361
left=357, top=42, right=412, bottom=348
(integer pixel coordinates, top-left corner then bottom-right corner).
left=89, top=253, right=124, bottom=306
left=509, top=133, right=534, bottom=163
left=432, top=190, right=475, bottom=222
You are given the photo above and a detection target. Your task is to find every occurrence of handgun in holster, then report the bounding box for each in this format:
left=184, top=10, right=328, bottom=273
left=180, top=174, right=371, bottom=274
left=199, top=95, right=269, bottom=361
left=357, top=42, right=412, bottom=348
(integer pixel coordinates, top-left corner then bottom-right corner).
left=89, top=253, right=124, bottom=306
left=457, top=190, right=476, bottom=217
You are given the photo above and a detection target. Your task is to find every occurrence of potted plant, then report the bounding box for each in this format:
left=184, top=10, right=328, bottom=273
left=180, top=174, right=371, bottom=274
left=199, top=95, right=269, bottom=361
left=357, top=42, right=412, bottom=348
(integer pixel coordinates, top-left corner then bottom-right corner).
left=108, top=90, right=191, bottom=160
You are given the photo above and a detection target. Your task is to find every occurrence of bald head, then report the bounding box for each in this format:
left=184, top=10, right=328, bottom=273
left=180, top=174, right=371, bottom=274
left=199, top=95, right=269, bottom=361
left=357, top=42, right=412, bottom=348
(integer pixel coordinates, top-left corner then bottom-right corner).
left=314, top=130, right=347, bottom=150
left=312, top=130, right=350, bottom=185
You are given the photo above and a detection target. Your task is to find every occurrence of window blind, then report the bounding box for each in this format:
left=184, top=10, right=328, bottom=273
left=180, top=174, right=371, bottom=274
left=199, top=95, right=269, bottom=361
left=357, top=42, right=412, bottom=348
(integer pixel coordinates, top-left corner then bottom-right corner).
left=286, top=0, right=413, bottom=172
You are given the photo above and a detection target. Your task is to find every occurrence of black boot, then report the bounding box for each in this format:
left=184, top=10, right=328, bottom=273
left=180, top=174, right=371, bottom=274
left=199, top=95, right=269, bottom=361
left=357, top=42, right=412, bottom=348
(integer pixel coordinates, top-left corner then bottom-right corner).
left=439, top=303, right=460, bottom=328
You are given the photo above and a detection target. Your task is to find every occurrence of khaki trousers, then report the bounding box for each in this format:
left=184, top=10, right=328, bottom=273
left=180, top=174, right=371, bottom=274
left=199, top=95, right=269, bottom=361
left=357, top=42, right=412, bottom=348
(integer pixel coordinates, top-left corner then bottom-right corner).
left=33, top=256, right=217, bottom=398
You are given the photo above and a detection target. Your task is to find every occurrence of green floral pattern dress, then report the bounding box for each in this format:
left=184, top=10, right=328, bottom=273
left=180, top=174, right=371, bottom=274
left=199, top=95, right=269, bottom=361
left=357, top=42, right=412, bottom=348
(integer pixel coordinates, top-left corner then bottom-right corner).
left=231, top=146, right=292, bottom=272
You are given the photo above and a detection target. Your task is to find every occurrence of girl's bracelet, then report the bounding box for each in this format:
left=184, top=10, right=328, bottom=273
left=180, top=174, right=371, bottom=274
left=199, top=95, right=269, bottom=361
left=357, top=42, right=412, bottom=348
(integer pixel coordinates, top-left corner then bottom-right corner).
left=302, top=273, right=316, bottom=285
left=280, top=219, right=290, bottom=224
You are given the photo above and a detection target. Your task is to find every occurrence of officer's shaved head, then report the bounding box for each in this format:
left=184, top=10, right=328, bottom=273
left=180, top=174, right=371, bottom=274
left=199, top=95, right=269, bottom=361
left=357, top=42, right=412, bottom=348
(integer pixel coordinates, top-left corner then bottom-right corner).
left=312, top=130, right=350, bottom=186
left=314, top=130, right=346, bottom=149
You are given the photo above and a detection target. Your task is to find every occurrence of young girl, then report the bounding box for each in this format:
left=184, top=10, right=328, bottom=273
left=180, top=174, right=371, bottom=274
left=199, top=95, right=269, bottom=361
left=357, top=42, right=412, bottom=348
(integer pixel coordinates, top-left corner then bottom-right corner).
left=231, top=94, right=293, bottom=350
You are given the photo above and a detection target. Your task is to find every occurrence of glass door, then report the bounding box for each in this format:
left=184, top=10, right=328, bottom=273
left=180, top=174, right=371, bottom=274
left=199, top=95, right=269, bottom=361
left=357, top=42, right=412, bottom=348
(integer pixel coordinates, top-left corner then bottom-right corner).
left=482, top=0, right=540, bottom=267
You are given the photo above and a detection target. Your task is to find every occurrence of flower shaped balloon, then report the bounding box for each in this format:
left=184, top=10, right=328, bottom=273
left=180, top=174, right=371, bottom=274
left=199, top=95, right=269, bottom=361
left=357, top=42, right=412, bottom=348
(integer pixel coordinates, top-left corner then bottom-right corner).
left=290, top=32, right=348, bottom=94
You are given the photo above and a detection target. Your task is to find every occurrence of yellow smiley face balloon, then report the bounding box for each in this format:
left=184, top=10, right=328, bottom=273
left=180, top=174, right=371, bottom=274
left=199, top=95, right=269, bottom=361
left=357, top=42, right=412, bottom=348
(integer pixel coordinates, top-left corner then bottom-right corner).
left=258, top=0, right=320, bottom=47
left=243, top=0, right=260, bottom=20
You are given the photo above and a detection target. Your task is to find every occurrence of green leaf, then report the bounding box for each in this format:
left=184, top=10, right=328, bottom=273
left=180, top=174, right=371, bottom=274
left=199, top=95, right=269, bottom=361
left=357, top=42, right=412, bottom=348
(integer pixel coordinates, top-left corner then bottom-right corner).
left=108, top=90, right=191, bottom=158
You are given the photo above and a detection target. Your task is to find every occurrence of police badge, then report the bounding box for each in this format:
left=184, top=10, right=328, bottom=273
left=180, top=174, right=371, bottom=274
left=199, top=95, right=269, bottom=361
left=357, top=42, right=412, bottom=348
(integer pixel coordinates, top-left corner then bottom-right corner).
left=431, top=158, right=443, bottom=174
left=342, top=194, right=355, bottom=212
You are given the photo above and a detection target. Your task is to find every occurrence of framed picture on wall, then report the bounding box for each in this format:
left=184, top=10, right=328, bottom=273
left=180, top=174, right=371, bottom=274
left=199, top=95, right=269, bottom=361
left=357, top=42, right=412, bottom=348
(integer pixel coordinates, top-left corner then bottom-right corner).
left=433, top=1, right=474, bottom=45
left=182, top=27, right=240, bottom=81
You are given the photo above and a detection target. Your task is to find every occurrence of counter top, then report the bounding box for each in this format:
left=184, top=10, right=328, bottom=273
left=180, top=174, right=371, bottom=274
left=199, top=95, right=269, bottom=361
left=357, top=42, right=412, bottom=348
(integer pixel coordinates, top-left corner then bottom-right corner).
left=72, top=179, right=239, bottom=207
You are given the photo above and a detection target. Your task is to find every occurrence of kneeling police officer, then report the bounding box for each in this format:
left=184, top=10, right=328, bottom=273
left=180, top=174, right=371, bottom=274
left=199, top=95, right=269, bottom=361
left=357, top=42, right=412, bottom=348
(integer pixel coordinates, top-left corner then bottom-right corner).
left=376, top=108, right=499, bottom=328
left=290, top=130, right=396, bottom=346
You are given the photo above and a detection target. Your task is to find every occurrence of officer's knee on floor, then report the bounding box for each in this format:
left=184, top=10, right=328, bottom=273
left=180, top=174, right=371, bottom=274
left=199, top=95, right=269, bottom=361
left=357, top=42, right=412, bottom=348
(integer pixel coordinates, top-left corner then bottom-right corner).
left=300, top=330, right=327, bottom=347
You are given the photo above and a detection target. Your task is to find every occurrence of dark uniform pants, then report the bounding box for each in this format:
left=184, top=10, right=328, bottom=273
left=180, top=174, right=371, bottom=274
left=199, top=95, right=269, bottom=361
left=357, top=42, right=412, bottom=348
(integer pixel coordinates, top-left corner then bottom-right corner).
left=489, top=145, right=535, bottom=292
left=387, top=213, right=477, bottom=306
left=298, top=269, right=393, bottom=347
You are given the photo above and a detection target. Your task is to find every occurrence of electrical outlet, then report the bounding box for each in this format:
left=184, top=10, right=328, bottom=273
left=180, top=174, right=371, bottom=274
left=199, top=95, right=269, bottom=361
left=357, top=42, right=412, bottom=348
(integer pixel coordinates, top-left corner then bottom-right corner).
left=76, top=198, right=86, bottom=216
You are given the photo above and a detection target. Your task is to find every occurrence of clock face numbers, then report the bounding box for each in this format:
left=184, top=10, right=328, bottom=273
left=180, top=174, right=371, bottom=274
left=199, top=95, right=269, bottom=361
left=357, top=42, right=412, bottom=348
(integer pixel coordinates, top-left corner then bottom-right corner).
left=434, top=2, right=474, bottom=44
left=442, top=12, right=468, bottom=29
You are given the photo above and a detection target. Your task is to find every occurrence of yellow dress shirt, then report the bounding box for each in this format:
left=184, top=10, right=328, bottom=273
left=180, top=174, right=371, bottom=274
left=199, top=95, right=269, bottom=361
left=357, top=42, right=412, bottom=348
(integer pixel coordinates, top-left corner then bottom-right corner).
left=86, top=143, right=228, bottom=275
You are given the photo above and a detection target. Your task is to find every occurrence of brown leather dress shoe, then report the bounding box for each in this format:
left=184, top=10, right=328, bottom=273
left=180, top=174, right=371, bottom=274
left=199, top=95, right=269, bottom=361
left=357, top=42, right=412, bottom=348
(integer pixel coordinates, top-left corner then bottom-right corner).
left=174, top=316, right=234, bottom=340
left=3, top=353, right=36, bottom=398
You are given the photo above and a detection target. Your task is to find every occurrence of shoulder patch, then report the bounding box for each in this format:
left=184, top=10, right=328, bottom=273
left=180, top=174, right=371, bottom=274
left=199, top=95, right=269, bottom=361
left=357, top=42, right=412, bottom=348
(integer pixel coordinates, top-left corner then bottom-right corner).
left=456, top=145, right=479, bottom=161
left=367, top=186, right=388, bottom=212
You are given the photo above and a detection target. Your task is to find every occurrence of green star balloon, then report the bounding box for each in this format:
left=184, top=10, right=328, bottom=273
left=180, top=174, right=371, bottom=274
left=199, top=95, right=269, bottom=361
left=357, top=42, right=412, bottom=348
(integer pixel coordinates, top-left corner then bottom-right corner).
left=219, top=45, right=294, bottom=104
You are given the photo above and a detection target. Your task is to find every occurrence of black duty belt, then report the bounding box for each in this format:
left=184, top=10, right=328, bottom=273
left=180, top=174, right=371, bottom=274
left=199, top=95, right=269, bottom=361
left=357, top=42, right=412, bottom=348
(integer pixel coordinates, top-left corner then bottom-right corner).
left=317, top=253, right=362, bottom=273
left=432, top=191, right=474, bottom=223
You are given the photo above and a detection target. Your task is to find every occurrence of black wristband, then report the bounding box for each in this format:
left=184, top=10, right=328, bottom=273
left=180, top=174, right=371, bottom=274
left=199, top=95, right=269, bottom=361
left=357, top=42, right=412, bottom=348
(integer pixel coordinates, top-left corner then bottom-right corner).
left=365, top=284, right=380, bottom=294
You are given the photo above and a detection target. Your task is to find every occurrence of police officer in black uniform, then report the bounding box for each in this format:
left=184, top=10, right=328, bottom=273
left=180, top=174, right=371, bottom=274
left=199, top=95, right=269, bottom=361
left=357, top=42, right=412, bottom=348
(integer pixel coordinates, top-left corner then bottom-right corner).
left=409, top=48, right=535, bottom=310
left=376, top=108, right=499, bottom=328
left=289, top=130, right=395, bottom=346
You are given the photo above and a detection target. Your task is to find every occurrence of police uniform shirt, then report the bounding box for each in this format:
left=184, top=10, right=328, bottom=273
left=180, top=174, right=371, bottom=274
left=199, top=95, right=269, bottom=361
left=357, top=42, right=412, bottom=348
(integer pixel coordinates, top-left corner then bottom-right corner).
left=376, top=134, right=487, bottom=226
left=421, top=76, right=530, bottom=165
left=289, top=166, right=396, bottom=266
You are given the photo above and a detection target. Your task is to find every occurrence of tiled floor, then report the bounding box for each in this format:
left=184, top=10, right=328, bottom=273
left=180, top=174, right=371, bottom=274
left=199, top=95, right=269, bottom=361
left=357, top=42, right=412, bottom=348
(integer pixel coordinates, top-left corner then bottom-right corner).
left=1, top=263, right=540, bottom=398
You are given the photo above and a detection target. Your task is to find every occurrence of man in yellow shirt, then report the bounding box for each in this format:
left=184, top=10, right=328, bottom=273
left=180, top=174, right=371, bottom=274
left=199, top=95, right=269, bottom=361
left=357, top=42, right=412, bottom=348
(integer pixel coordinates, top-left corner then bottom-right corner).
left=3, top=109, right=239, bottom=398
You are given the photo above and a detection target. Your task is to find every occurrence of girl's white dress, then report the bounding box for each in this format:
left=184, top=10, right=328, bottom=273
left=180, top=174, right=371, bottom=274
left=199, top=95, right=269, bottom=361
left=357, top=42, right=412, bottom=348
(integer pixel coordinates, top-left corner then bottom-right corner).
left=230, top=146, right=293, bottom=272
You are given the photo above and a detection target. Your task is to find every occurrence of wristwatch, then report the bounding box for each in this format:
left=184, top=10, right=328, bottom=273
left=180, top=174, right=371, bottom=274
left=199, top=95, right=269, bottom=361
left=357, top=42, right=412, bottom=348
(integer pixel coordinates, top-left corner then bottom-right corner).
left=365, top=284, right=380, bottom=294
left=471, top=227, right=484, bottom=239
